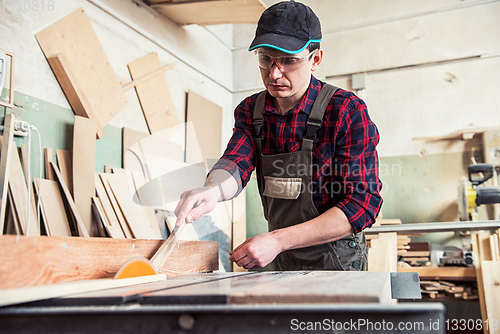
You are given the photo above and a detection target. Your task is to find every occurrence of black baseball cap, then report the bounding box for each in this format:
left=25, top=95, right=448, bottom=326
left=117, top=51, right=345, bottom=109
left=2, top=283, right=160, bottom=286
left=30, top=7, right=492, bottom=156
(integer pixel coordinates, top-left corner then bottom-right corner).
left=248, top=0, right=322, bottom=54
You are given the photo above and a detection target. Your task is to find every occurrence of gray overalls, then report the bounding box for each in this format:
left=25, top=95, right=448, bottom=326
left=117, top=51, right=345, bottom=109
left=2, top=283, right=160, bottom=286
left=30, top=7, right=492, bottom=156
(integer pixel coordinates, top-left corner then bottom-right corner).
left=252, top=84, right=368, bottom=271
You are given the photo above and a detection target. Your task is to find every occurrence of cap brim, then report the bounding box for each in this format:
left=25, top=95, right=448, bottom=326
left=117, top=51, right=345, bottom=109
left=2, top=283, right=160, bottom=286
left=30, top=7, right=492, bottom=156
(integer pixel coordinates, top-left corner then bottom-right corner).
left=248, top=33, right=320, bottom=54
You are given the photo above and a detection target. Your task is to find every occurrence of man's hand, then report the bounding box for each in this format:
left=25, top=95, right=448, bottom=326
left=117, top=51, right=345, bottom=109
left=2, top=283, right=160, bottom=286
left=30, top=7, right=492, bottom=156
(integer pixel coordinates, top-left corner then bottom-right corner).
left=229, top=232, right=282, bottom=269
left=174, top=185, right=220, bottom=226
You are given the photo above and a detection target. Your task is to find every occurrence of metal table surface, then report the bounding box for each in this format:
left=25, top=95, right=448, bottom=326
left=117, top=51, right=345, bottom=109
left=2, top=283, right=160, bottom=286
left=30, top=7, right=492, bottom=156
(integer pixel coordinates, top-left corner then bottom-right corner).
left=0, top=271, right=444, bottom=333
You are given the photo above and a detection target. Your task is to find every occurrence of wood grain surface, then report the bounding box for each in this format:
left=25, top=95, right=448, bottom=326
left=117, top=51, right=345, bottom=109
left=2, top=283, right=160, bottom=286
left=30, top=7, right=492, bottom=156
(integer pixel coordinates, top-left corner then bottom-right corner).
left=0, top=235, right=218, bottom=289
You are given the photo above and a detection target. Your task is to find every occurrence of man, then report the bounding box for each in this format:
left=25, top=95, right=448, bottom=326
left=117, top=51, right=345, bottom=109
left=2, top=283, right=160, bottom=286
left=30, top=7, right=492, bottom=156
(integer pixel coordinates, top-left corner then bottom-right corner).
left=175, top=0, right=382, bottom=271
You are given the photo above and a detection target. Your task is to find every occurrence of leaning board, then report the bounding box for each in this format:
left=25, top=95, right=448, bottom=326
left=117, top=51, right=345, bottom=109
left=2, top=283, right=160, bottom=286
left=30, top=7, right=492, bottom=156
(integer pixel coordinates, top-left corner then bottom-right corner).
left=35, top=8, right=127, bottom=138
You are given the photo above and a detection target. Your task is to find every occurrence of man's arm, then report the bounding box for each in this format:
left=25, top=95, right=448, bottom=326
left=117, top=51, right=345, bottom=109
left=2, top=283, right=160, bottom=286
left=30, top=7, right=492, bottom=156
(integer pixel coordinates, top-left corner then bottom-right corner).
left=229, top=206, right=353, bottom=269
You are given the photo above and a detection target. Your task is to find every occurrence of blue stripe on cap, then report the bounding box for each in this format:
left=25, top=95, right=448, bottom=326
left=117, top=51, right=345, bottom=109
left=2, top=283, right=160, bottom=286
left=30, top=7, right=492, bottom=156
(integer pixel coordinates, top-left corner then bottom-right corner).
left=248, top=39, right=322, bottom=54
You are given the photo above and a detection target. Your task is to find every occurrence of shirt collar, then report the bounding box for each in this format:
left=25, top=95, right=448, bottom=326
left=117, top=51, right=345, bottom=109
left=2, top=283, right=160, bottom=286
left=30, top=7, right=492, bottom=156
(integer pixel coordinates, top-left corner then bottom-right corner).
left=262, top=75, right=322, bottom=116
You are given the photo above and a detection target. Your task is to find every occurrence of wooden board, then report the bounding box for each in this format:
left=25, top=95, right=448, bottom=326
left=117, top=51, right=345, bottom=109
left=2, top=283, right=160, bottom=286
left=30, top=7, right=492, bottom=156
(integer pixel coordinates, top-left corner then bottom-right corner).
left=72, top=116, right=96, bottom=235
left=368, top=232, right=397, bottom=272
left=51, top=162, right=89, bottom=237
left=481, top=261, right=500, bottom=334
left=186, top=90, right=222, bottom=168
left=105, top=173, right=159, bottom=239
left=0, top=235, right=218, bottom=289
left=0, top=113, right=15, bottom=234
left=91, top=197, right=123, bottom=238
left=36, top=178, right=72, bottom=237
left=397, top=266, right=476, bottom=281
left=35, top=8, right=127, bottom=138
left=94, top=173, right=126, bottom=238
left=44, top=148, right=55, bottom=180
left=56, top=150, right=73, bottom=197
left=0, top=274, right=166, bottom=308
left=122, top=127, right=149, bottom=168
left=150, top=0, right=265, bottom=25
left=127, top=53, right=178, bottom=134
left=98, top=173, right=133, bottom=238
left=8, top=145, right=39, bottom=236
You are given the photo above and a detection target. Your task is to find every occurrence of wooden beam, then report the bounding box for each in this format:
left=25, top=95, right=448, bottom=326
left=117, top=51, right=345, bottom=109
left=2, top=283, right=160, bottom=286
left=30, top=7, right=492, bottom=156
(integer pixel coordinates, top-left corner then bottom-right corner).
left=0, top=235, right=218, bottom=289
left=0, top=113, right=16, bottom=234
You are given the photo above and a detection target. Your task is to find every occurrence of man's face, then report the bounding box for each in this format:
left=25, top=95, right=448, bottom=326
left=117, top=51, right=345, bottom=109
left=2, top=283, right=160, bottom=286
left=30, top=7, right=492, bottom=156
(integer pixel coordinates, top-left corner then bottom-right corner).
left=257, top=47, right=322, bottom=101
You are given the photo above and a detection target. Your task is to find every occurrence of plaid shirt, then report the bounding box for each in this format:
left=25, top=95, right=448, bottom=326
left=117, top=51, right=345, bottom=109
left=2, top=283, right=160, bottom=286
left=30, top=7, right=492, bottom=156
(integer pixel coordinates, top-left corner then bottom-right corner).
left=211, top=76, right=382, bottom=233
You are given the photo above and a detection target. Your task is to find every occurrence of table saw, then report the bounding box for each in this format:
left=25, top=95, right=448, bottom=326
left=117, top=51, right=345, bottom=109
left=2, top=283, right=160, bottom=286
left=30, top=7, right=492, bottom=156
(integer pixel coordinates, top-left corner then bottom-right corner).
left=0, top=270, right=444, bottom=334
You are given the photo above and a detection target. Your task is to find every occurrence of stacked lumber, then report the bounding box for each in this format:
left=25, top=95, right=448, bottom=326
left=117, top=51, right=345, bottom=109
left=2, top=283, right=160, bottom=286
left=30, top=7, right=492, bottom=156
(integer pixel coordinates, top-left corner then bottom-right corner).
left=420, top=280, right=478, bottom=300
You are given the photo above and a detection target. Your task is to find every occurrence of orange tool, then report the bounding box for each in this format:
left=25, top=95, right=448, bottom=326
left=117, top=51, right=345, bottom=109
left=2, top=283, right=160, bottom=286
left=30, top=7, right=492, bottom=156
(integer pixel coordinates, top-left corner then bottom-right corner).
left=114, top=220, right=186, bottom=279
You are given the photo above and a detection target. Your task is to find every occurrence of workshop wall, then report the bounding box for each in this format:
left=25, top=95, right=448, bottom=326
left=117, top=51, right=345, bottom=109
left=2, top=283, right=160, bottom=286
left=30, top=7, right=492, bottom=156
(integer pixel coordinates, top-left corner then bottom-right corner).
left=235, top=0, right=500, bottom=229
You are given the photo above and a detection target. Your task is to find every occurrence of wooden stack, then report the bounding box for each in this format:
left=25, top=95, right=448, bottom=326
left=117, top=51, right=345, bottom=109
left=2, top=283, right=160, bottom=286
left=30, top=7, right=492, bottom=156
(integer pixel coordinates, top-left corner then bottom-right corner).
left=420, top=280, right=478, bottom=300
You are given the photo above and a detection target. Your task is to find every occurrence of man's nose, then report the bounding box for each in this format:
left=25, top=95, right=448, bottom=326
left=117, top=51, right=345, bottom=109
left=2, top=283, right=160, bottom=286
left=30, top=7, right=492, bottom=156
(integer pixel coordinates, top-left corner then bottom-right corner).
left=269, top=60, right=283, bottom=79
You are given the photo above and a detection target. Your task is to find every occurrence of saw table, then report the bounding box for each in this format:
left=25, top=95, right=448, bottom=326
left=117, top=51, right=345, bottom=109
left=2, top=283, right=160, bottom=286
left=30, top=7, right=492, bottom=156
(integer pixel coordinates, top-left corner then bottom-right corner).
left=0, top=270, right=444, bottom=333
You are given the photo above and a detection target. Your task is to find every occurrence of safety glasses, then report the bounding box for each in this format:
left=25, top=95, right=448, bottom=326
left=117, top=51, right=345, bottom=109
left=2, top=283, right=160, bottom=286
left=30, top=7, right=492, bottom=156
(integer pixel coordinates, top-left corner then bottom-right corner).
left=254, top=50, right=316, bottom=71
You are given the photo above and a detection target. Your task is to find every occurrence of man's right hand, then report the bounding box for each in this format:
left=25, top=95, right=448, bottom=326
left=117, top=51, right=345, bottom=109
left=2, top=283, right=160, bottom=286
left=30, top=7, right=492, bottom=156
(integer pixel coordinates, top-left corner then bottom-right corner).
left=174, top=185, right=220, bottom=226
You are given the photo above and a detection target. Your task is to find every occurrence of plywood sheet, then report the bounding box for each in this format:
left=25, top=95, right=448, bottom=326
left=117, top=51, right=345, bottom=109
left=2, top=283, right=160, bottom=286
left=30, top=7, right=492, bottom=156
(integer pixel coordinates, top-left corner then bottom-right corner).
left=122, top=127, right=149, bottom=168
left=127, top=53, right=179, bottom=134
left=56, top=150, right=73, bottom=197
left=44, top=148, right=55, bottom=180
left=98, top=173, right=133, bottom=238
left=0, top=235, right=218, bottom=289
left=36, top=178, right=72, bottom=237
left=0, top=114, right=15, bottom=234
left=72, top=116, right=97, bottom=235
left=150, top=0, right=265, bottom=25
left=94, top=173, right=126, bottom=238
left=186, top=90, right=222, bottom=168
left=35, top=8, right=127, bottom=138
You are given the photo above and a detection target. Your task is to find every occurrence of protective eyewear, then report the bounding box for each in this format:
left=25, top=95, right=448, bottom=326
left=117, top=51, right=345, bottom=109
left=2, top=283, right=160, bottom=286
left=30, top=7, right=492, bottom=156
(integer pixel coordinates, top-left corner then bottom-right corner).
left=254, top=50, right=316, bottom=71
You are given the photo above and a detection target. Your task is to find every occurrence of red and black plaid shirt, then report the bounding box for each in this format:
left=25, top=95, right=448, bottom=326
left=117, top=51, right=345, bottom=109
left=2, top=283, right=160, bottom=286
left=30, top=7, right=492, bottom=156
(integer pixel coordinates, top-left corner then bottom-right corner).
left=211, top=76, right=382, bottom=233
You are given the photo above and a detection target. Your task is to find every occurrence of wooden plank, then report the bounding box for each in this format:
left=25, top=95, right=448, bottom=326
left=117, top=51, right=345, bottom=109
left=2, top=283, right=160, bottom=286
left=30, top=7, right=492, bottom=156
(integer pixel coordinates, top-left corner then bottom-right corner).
left=368, top=232, right=397, bottom=272
left=151, top=0, right=265, bottom=25
left=72, top=116, right=96, bottom=235
left=228, top=271, right=392, bottom=305
left=44, top=148, right=55, bottom=180
left=20, top=145, right=29, bottom=184
left=35, top=178, right=72, bottom=237
left=122, top=62, right=176, bottom=91
left=122, top=127, right=149, bottom=168
left=0, top=235, right=218, bottom=289
left=51, top=162, right=89, bottom=237
left=56, top=150, right=73, bottom=197
left=8, top=145, right=39, bottom=236
left=471, top=232, right=489, bottom=331
left=94, top=173, right=126, bottom=238
left=127, top=53, right=179, bottom=134
left=7, top=189, right=20, bottom=235
left=0, top=274, right=167, bottom=308
left=35, top=8, right=127, bottom=138
left=481, top=261, right=500, bottom=334
left=397, top=266, right=476, bottom=281
left=0, top=113, right=16, bottom=234
left=105, top=173, right=159, bottom=239
left=91, top=197, right=123, bottom=238
left=186, top=90, right=222, bottom=168
left=98, top=173, right=133, bottom=238
left=32, top=178, right=51, bottom=236
left=232, top=190, right=247, bottom=272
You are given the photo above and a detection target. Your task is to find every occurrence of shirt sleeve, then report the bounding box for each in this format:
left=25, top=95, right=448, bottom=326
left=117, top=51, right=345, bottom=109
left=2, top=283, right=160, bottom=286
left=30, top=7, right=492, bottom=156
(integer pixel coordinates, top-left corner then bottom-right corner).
left=332, top=96, right=383, bottom=233
left=209, top=97, right=256, bottom=196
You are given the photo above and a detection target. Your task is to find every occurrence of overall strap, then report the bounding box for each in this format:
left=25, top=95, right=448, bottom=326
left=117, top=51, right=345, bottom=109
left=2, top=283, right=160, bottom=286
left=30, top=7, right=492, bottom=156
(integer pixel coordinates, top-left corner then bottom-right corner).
left=302, top=84, right=339, bottom=152
left=252, top=90, right=267, bottom=150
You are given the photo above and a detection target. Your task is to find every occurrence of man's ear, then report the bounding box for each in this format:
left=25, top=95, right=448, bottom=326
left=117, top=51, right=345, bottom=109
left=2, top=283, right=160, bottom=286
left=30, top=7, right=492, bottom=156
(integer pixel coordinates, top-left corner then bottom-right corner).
left=311, top=49, right=323, bottom=71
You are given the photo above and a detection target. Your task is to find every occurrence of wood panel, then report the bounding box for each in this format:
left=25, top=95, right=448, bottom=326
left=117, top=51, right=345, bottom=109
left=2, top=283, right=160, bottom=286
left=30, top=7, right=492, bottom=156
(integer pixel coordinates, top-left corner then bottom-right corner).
left=127, top=53, right=178, bottom=134
left=51, top=162, right=89, bottom=237
left=56, top=150, right=73, bottom=197
left=186, top=90, right=222, bottom=168
left=122, top=127, right=149, bottom=168
left=98, top=173, right=133, bottom=238
left=0, top=235, right=218, bottom=289
left=44, top=148, right=55, bottom=180
left=150, top=0, right=265, bottom=25
left=481, top=261, right=500, bottom=334
left=105, top=173, right=159, bottom=239
left=94, top=173, right=126, bottom=238
left=0, top=113, right=15, bottom=234
left=72, top=116, right=96, bottom=235
left=36, top=178, right=72, bottom=237
left=8, top=145, right=39, bottom=236
left=35, top=8, right=127, bottom=138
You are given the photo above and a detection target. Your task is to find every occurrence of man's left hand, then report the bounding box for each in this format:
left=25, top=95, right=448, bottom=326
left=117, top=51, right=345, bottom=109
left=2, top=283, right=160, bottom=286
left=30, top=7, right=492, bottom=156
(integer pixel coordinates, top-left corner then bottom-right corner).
left=229, top=233, right=282, bottom=269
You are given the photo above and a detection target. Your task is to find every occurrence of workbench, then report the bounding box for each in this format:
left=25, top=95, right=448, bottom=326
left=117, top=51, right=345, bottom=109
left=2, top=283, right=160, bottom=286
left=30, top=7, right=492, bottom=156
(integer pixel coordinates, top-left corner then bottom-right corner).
left=0, top=271, right=445, bottom=333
